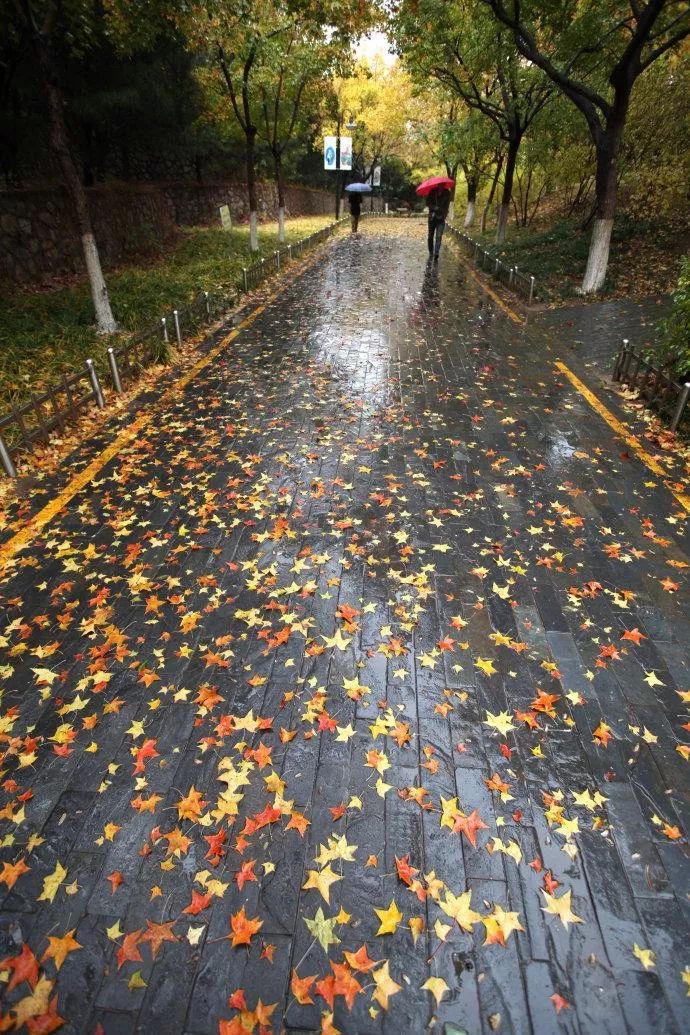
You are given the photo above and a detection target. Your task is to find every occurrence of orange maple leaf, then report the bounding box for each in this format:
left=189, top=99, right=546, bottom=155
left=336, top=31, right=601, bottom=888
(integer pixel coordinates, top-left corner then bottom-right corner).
left=107, top=871, right=123, bottom=894
left=176, top=785, right=208, bottom=822
left=331, top=961, right=362, bottom=1008
left=453, top=809, right=489, bottom=847
left=229, top=907, right=263, bottom=948
left=291, top=969, right=316, bottom=1004
left=0, top=856, right=30, bottom=890
left=116, top=930, right=143, bottom=969
left=343, top=944, right=380, bottom=972
left=141, top=920, right=178, bottom=960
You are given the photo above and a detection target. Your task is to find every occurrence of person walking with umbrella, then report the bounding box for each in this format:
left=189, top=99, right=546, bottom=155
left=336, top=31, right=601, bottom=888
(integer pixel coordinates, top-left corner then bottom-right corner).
left=349, top=190, right=362, bottom=234
left=416, top=175, right=455, bottom=260
left=345, top=182, right=371, bottom=234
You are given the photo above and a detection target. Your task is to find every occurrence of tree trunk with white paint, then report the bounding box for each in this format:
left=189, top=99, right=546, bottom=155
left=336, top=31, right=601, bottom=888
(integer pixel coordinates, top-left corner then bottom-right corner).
left=496, top=203, right=510, bottom=243
left=481, top=155, right=503, bottom=233
left=580, top=133, right=620, bottom=294
left=246, top=126, right=259, bottom=252
left=81, top=231, right=118, bottom=333
left=39, top=39, right=117, bottom=333
left=249, top=211, right=258, bottom=252
left=495, top=139, right=518, bottom=244
left=274, top=153, right=286, bottom=243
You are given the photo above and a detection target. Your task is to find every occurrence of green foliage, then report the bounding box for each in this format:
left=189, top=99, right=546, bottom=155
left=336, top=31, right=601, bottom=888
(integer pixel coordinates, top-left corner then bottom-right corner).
left=0, top=2, right=237, bottom=185
left=621, top=49, right=690, bottom=219
left=657, top=255, right=690, bottom=377
left=0, top=216, right=331, bottom=411
left=472, top=212, right=686, bottom=303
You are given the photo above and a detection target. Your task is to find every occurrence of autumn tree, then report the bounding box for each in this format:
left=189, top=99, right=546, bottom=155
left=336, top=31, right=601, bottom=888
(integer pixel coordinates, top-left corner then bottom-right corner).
left=321, top=59, right=416, bottom=216
left=180, top=1, right=289, bottom=252
left=483, top=0, right=690, bottom=292
left=256, top=25, right=342, bottom=241
left=393, top=0, right=553, bottom=242
left=446, top=111, right=500, bottom=227
left=181, top=1, right=372, bottom=251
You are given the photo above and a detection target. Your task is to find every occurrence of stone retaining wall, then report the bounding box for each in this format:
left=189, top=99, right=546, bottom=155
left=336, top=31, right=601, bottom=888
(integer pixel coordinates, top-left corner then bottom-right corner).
left=0, top=180, right=337, bottom=285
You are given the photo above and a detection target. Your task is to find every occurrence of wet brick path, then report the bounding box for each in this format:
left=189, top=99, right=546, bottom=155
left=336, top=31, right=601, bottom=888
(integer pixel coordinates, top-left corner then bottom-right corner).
left=531, top=295, right=672, bottom=379
left=0, top=221, right=689, bottom=1034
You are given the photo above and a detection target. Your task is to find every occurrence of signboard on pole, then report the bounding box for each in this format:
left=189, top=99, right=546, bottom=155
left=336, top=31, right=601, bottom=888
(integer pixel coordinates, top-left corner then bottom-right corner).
left=324, top=136, right=337, bottom=170
left=372, top=165, right=381, bottom=187
left=219, top=204, right=232, bottom=231
left=339, top=136, right=353, bottom=170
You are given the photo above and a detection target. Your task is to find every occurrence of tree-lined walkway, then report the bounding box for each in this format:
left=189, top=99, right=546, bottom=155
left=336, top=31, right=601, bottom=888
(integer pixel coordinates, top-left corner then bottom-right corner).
left=0, top=221, right=688, bottom=1034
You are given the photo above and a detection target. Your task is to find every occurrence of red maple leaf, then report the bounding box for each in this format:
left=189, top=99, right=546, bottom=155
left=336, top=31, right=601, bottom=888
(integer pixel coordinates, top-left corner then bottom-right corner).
left=452, top=809, right=489, bottom=847
left=236, top=859, right=257, bottom=890
left=183, top=890, right=212, bottom=915
left=0, top=943, right=39, bottom=991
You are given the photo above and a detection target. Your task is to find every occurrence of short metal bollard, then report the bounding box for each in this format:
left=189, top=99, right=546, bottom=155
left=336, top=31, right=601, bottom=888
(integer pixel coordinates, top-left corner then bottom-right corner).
left=161, top=317, right=169, bottom=343
left=621, top=339, right=633, bottom=379
left=242, top=268, right=248, bottom=292
left=204, top=290, right=211, bottom=319
left=616, top=339, right=633, bottom=380
left=0, top=431, right=17, bottom=478
left=670, top=383, right=690, bottom=433
left=528, top=276, right=535, bottom=306
left=173, top=309, right=182, bottom=347
left=107, top=347, right=123, bottom=394
left=86, top=359, right=105, bottom=409
left=288, top=245, right=292, bottom=260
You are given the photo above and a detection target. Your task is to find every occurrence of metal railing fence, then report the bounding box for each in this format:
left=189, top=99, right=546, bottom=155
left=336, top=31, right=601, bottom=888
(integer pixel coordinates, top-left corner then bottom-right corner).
left=445, top=223, right=536, bottom=305
left=613, top=339, right=690, bottom=433
left=0, top=220, right=346, bottom=477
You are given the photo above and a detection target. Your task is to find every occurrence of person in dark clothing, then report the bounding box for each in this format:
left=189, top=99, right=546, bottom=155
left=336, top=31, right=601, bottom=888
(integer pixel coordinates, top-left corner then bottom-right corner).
left=349, top=191, right=362, bottom=233
left=427, top=186, right=451, bottom=259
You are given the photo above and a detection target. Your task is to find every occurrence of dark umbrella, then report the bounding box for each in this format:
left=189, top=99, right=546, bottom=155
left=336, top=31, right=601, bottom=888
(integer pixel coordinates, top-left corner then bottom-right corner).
left=416, top=175, right=455, bottom=197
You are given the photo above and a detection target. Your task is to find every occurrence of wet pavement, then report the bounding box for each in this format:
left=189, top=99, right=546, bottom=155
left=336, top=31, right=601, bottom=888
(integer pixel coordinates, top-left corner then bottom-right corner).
left=0, top=221, right=689, bottom=1034
left=531, top=295, right=672, bottom=379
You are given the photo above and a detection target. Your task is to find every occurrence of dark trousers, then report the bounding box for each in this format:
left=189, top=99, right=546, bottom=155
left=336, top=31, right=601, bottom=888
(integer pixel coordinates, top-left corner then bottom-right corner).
left=428, top=216, right=445, bottom=256
left=351, top=211, right=360, bottom=233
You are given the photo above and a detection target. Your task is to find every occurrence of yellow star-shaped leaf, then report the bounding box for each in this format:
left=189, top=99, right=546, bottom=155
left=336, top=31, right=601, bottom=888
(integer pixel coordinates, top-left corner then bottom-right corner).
left=302, top=864, right=342, bottom=904
left=422, top=976, right=449, bottom=1005
left=484, top=710, right=515, bottom=736
left=633, top=943, right=656, bottom=970
left=372, top=962, right=401, bottom=1009
left=439, top=889, right=482, bottom=932
left=541, top=888, right=584, bottom=929
left=375, top=899, right=403, bottom=936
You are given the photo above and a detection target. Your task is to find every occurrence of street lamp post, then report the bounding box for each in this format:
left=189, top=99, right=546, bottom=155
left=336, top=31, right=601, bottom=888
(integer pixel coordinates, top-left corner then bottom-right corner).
left=331, top=112, right=357, bottom=219
left=335, top=113, right=342, bottom=219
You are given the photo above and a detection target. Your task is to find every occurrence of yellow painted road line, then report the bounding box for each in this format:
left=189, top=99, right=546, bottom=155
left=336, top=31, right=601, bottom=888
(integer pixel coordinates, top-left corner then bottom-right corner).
left=555, top=360, right=690, bottom=513
left=0, top=246, right=327, bottom=572
left=449, top=240, right=524, bottom=325
left=465, top=264, right=524, bottom=325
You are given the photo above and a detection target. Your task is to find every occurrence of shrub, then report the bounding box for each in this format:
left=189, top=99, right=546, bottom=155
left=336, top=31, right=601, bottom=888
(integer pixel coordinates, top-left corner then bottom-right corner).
left=656, top=255, right=690, bottom=379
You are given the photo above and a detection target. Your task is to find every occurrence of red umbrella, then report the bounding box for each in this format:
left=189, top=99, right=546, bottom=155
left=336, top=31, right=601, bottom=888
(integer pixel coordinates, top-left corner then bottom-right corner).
left=416, top=175, right=455, bottom=197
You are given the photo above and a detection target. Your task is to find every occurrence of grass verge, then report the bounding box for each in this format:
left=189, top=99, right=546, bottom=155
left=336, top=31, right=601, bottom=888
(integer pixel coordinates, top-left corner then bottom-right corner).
left=0, top=215, right=332, bottom=411
left=470, top=212, right=688, bottom=305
